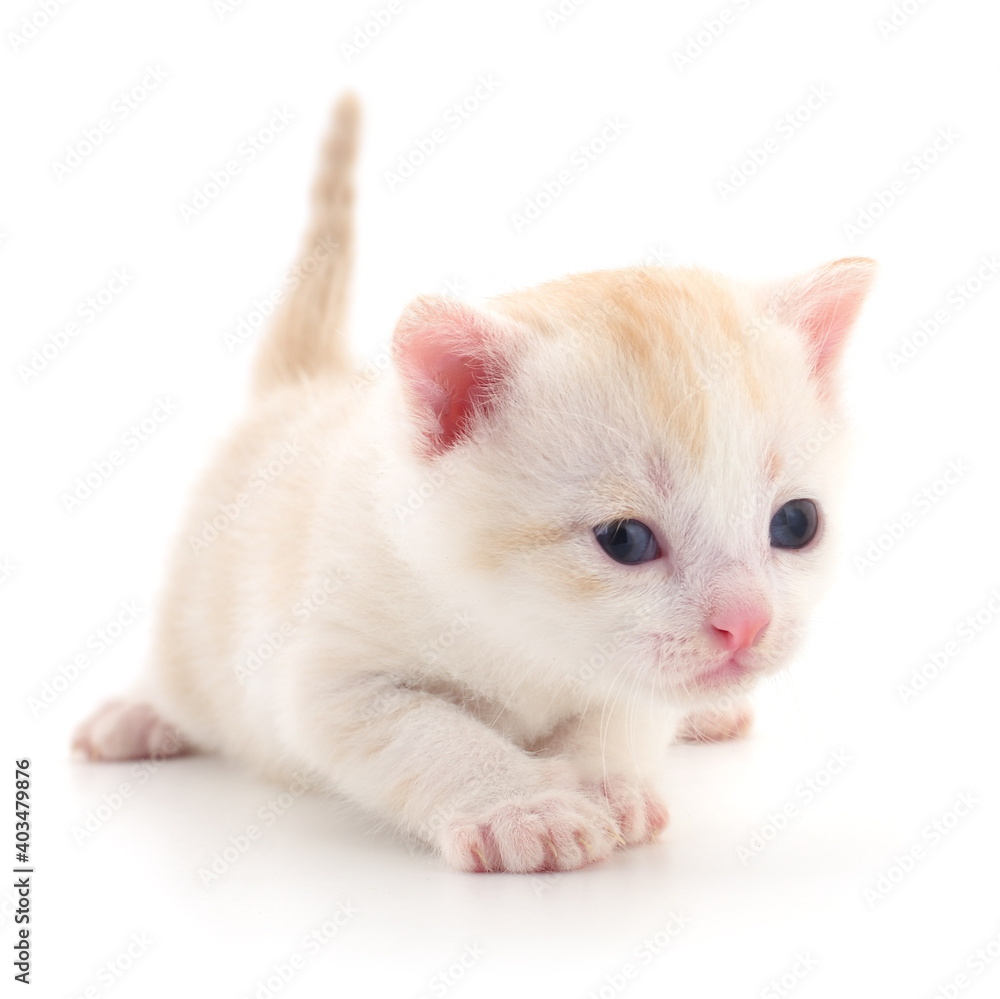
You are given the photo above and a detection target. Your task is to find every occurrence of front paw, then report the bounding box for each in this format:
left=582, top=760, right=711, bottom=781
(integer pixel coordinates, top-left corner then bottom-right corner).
left=582, top=775, right=669, bottom=846
left=440, top=791, right=623, bottom=873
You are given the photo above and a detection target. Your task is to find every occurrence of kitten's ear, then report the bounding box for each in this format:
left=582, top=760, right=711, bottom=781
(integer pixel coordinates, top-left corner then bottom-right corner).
left=769, top=257, right=876, bottom=381
left=392, top=296, right=516, bottom=457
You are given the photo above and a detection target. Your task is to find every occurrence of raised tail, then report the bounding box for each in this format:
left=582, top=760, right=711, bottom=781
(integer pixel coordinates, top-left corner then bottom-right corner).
left=253, top=93, right=360, bottom=395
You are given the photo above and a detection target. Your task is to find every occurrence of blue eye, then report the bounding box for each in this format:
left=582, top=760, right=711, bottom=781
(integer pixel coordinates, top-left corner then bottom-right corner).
left=770, top=499, right=819, bottom=549
left=594, top=520, right=661, bottom=565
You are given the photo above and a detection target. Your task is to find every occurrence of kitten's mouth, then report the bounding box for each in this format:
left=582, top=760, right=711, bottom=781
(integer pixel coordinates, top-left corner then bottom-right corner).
left=692, top=655, right=752, bottom=690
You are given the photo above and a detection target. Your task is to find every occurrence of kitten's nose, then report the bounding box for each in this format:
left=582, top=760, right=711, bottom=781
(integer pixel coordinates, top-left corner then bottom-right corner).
left=707, top=607, right=770, bottom=652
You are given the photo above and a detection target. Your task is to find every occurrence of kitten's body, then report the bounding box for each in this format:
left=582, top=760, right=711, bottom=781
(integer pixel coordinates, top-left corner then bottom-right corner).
left=75, top=95, right=874, bottom=872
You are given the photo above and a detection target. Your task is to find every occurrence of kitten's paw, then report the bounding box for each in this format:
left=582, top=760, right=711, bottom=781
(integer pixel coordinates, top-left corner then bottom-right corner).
left=676, top=701, right=754, bottom=743
left=72, top=699, right=191, bottom=762
left=583, top=776, right=669, bottom=846
left=440, top=792, right=622, bottom=873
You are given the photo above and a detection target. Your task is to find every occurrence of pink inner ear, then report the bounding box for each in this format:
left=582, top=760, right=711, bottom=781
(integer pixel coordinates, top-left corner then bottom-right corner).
left=393, top=297, right=509, bottom=456
left=776, top=258, right=876, bottom=380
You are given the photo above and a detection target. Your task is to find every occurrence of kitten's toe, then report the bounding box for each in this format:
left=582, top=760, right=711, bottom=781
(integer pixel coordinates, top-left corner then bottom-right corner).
left=583, top=775, right=669, bottom=846
left=676, top=701, right=754, bottom=743
left=440, top=792, right=621, bottom=873
left=72, top=699, right=191, bottom=761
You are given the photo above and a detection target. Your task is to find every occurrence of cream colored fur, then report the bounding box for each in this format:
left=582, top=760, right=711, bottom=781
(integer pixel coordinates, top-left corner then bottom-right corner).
left=74, top=94, right=875, bottom=873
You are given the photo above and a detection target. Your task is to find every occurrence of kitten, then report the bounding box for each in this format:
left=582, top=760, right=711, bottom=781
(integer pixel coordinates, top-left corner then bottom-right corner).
left=73, top=94, right=875, bottom=873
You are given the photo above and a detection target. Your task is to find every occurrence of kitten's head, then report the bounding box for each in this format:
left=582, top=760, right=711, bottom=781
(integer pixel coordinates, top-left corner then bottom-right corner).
left=388, top=260, right=874, bottom=708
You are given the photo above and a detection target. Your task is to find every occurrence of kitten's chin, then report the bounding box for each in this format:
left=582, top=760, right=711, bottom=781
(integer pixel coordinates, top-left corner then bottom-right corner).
left=656, top=652, right=770, bottom=706
left=692, top=654, right=753, bottom=691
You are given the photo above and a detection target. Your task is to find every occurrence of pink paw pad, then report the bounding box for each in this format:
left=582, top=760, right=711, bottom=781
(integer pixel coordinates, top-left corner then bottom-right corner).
left=585, top=776, right=669, bottom=845
left=72, top=699, right=190, bottom=762
left=441, top=795, right=620, bottom=873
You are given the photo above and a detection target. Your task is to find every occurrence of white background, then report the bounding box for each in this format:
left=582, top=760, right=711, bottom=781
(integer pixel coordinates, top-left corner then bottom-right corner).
left=3, top=0, right=1000, bottom=996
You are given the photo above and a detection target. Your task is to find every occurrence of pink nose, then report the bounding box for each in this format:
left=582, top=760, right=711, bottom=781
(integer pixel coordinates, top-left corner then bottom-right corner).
left=707, top=607, right=770, bottom=652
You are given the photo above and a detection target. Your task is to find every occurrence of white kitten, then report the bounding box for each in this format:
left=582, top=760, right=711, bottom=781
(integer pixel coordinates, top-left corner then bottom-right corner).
left=74, top=95, right=875, bottom=873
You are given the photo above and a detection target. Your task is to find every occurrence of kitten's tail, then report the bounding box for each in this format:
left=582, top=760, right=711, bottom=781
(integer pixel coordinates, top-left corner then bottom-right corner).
left=253, top=93, right=359, bottom=395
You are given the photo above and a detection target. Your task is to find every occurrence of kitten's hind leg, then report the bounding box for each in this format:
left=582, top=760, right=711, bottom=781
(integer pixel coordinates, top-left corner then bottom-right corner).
left=676, top=700, right=754, bottom=743
left=72, top=698, right=192, bottom=762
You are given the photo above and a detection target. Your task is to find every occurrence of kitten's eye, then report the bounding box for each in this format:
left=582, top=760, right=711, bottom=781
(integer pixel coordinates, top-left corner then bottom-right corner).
left=770, top=499, right=819, bottom=549
left=594, top=520, right=661, bottom=565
